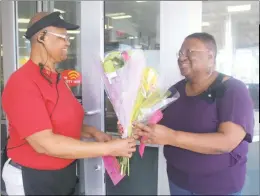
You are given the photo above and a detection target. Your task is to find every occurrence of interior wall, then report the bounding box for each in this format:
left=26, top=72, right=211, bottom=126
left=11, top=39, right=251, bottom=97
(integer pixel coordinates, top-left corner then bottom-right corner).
left=158, top=1, right=202, bottom=195
left=159, top=1, right=202, bottom=89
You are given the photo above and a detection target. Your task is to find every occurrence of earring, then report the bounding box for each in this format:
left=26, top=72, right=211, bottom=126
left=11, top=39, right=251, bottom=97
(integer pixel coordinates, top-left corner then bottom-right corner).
left=207, top=64, right=213, bottom=76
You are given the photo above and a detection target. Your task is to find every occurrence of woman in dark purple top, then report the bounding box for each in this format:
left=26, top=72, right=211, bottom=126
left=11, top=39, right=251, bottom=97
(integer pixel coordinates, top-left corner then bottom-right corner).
left=133, top=32, right=254, bottom=195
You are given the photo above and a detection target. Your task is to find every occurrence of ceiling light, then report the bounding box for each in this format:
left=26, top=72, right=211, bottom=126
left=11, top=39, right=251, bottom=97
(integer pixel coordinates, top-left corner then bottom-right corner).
left=112, top=15, right=132, bottom=20
left=227, top=4, right=251, bottom=12
left=106, top=13, right=125, bottom=17
left=105, top=25, right=113, bottom=29
left=67, top=30, right=80, bottom=34
left=54, top=8, right=65, bottom=13
left=18, top=18, right=30, bottom=23
left=136, top=1, right=147, bottom=2
left=19, top=29, right=80, bottom=34
left=69, top=37, right=75, bottom=40
left=19, top=28, right=27, bottom=32
left=202, top=22, right=210, bottom=27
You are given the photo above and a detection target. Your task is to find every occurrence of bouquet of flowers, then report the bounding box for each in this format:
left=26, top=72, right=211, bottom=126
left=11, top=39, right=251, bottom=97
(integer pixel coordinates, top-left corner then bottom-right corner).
left=99, top=49, right=179, bottom=185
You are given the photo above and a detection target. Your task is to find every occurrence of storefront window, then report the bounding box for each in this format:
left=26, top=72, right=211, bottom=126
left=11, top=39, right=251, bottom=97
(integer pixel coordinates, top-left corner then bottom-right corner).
left=17, top=1, right=82, bottom=102
left=104, top=1, right=160, bottom=133
left=17, top=1, right=37, bottom=67
left=202, top=1, right=259, bottom=110
left=104, top=3, right=160, bottom=194
left=51, top=1, right=82, bottom=102
left=0, top=43, right=3, bottom=120
left=203, top=1, right=259, bottom=195
left=0, top=0, right=4, bottom=120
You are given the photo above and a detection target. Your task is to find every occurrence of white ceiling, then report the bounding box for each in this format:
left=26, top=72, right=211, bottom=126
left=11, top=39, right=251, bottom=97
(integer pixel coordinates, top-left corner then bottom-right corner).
left=105, top=1, right=259, bottom=49
left=14, top=0, right=260, bottom=56
left=202, top=1, right=259, bottom=49
left=105, top=1, right=160, bottom=38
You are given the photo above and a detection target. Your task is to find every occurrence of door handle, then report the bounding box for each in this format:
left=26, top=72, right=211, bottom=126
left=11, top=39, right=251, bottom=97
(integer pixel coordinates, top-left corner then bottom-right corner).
left=84, top=109, right=101, bottom=116
left=94, top=165, right=101, bottom=171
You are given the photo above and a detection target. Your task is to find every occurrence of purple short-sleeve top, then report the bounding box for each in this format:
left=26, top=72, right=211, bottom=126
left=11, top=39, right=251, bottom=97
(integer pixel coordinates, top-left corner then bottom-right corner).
left=161, top=75, right=254, bottom=195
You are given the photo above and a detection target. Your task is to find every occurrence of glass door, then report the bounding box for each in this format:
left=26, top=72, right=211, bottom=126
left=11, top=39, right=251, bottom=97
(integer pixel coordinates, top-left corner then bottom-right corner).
left=202, top=1, right=259, bottom=194
left=48, top=1, right=82, bottom=104
left=0, top=0, right=3, bottom=127
left=17, top=1, right=37, bottom=68
left=0, top=1, right=6, bottom=194
left=104, top=1, right=161, bottom=195
left=47, top=1, right=82, bottom=194
left=1, top=1, right=37, bottom=194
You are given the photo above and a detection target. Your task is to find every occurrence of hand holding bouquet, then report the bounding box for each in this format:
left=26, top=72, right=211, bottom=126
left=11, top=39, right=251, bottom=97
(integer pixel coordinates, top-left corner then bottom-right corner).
left=99, top=49, right=179, bottom=185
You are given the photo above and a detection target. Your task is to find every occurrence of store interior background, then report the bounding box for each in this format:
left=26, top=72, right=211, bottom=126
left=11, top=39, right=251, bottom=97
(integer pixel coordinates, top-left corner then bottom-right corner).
left=0, top=1, right=259, bottom=195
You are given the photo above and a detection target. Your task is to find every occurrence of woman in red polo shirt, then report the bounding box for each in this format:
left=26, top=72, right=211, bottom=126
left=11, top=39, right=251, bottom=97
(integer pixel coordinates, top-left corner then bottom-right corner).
left=1, top=12, right=136, bottom=195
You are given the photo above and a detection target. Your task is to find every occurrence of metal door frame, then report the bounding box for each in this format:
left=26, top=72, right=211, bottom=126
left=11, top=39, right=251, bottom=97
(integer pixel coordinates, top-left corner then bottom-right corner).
left=79, top=2, right=162, bottom=195
left=80, top=1, right=105, bottom=195
left=1, top=1, right=17, bottom=86
left=0, top=1, right=2, bottom=128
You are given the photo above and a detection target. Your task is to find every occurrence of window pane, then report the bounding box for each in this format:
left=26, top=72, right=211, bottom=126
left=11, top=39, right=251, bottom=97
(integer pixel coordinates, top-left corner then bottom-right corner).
left=202, top=1, right=259, bottom=111
left=104, top=3, right=160, bottom=194
left=1, top=123, right=7, bottom=192
left=52, top=1, right=82, bottom=102
left=17, top=1, right=37, bottom=67
left=202, top=1, right=259, bottom=108
left=0, top=1, right=4, bottom=120
left=104, top=1, right=160, bottom=134
left=203, top=2, right=259, bottom=195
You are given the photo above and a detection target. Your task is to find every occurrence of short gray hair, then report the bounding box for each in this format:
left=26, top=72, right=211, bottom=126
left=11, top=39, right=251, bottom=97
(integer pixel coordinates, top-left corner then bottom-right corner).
left=185, top=32, right=217, bottom=60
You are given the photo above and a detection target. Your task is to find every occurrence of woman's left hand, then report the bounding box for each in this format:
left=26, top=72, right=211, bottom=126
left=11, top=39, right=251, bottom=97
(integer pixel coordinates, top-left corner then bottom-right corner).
left=133, top=122, right=174, bottom=145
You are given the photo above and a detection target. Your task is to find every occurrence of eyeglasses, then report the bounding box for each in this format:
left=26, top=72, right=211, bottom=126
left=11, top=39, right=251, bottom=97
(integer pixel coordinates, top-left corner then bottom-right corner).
left=176, top=49, right=208, bottom=58
left=46, top=31, right=70, bottom=42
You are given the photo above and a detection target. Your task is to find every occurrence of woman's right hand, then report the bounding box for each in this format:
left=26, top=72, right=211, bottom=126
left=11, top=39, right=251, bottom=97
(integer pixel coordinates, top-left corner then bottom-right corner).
left=117, top=121, right=141, bottom=141
left=107, top=137, right=136, bottom=158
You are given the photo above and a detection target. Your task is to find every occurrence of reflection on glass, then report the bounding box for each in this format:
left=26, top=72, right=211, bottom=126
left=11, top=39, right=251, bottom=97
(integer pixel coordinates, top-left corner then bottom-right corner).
left=0, top=57, right=4, bottom=120
left=0, top=1, right=4, bottom=120
left=17, top=1, right=37, bottom=68
left=1, top=124, right=8, bottom=148
left=202, top=1, right=259, bottom=110
left=53, top=1, right=82, bottom=102
left=104, top=1, right=160, bottom=133
left=202, top=8, right=259, bottom=193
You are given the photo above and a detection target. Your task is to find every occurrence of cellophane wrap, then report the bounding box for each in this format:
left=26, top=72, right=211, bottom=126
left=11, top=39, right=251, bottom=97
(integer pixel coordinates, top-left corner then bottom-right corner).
left=99, top=49, right=179, bottom=181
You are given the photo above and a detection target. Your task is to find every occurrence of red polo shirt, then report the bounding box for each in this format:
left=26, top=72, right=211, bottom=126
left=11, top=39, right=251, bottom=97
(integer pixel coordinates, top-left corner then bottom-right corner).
left=2, top=60, right=84, bottom=170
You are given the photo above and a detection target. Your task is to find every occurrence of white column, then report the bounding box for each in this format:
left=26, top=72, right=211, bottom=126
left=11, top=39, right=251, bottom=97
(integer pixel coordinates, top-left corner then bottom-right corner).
left=158, top=1, right=202, bottom=195
left=160, top=1, right=202, bottom=88
left=224, top=14, right=234, bottom=76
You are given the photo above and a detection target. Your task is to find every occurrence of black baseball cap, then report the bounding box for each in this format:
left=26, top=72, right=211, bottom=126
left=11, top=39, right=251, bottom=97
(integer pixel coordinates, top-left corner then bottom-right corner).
left=25, top=11, right=80, bottom=39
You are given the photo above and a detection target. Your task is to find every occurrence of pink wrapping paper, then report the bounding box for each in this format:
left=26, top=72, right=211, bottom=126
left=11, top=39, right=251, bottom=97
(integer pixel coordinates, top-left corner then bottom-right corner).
left=103, top=156, right=125, bottom=185
left=102, top=110, right=163, bottom=185
left=139, top=110, right=163, bottom=157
